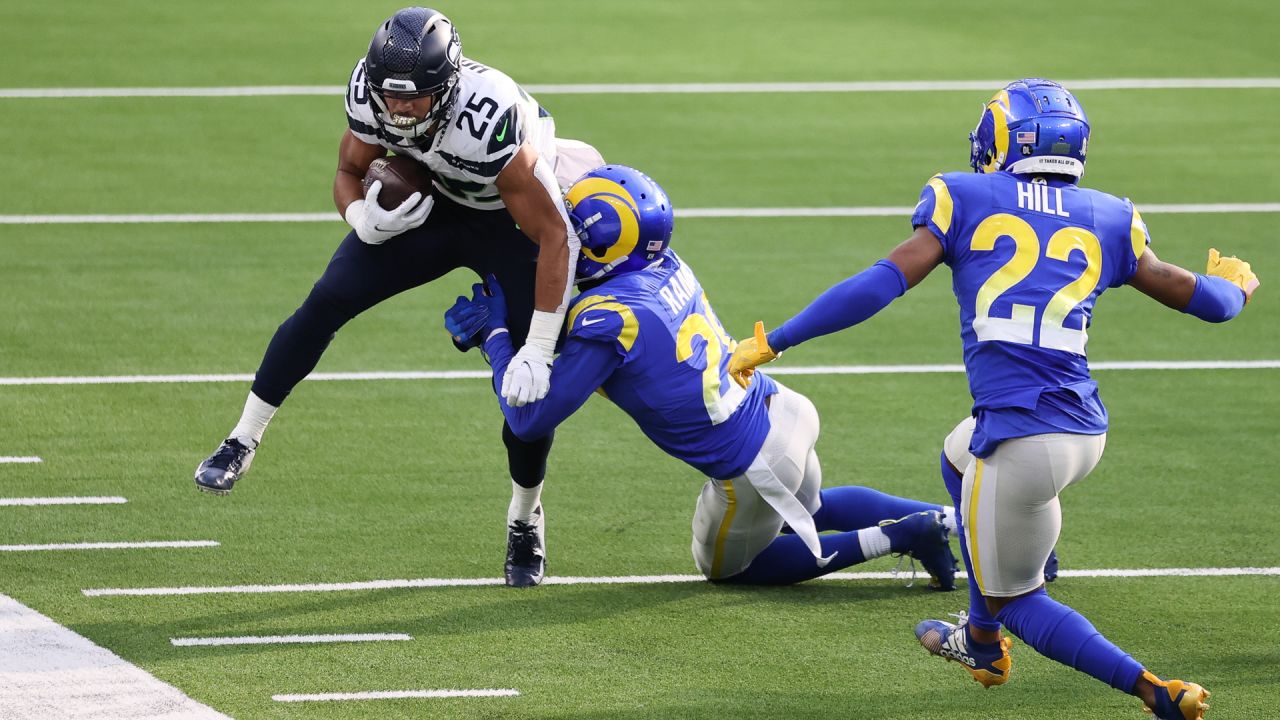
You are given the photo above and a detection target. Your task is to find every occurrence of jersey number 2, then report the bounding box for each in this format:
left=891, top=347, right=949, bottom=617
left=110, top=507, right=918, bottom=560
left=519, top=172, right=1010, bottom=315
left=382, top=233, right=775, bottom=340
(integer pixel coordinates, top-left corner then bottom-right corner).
left=971, top=213, right=1102, bottom=355
left=676, top=296, right=745, bottom=424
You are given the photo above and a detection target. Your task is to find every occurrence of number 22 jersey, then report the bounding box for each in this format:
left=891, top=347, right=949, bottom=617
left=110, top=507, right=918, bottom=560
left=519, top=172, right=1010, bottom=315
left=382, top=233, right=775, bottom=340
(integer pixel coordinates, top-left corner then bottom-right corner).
left=912, top=171, right=1151, bottom=457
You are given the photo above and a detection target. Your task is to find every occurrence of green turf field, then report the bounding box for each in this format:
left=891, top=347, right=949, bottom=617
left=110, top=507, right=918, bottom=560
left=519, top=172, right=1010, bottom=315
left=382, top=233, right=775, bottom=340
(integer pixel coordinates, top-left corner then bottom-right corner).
left=2, top=2, right=1278, bottom=718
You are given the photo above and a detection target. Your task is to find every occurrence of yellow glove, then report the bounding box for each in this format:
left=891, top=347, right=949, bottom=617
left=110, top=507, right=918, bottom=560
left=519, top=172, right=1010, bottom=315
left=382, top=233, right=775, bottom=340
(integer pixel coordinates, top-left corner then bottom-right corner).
left=1207, top=248, right=1260, bottom=303
left=728, top=321, right=780, bottom=389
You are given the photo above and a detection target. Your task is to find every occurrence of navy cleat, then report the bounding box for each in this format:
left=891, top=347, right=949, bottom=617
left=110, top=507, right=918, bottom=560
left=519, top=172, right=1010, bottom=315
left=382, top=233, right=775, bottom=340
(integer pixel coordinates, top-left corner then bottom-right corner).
left=1143, top=671, right=1210, bottom=720
left=1044, top=547, right=1060, bottom=583
left=915, top=615, right=1014, bottom=688
left=194, top=438, right=256, bottom=495
left=505, top=505, right=546, bottom=587
left=881, top=510, right=958, bottom=590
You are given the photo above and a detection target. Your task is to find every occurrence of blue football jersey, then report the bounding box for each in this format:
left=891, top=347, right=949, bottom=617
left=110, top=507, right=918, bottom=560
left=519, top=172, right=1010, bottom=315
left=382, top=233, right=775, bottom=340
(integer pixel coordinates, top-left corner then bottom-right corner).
left=565, top=251, right=778, bottom=479
left=912, top=171, right=1150, bottom=457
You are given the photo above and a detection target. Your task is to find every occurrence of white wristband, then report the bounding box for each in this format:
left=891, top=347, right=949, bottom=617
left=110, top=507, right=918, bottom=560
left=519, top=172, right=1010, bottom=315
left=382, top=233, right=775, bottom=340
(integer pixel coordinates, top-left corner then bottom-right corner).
left=343, top=199, right=367, bottom=230
left=525, top=309, right=564, bottom=357
left=486, top=327, right=510, bottom=342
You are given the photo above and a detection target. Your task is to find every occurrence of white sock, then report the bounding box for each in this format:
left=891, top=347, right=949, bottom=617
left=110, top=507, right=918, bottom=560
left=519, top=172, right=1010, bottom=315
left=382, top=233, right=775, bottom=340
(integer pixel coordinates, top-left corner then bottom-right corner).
left=508, top=480, right=543, bottom=525
left=858, top=526, right=892, bottom=559
left=940, top=506, right=958, bottom=534
left=229, top=392, right=277, bottom=448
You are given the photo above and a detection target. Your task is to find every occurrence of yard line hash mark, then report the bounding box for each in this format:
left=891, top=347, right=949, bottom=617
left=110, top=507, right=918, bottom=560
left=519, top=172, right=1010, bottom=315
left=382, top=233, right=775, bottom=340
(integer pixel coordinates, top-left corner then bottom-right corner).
left=0, top=457, right=43, bottom=464
left=272, top=689, right=521, bottom=703
left=3, top=78, right=1279, bottom=98
left=1, top=203, right=1278, bottom=225
left=82, top=567, right=1280, bottom=597
left=1, top=540, right=218, bottom=552
left=2, top=361, right=1277, bottom=388
left=0, top=497, right=127, bottom=506
left=171, top=633, right=412, bottom=647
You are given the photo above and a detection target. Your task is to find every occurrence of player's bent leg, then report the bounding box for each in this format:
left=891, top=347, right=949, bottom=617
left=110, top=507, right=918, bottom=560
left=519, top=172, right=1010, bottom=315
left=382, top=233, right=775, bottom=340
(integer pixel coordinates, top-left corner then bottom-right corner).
left=503, top=423, right=552, bottom=587
left=940, top=418, right=1001, bottom=633
left=809, top=486, right=949, bottom=533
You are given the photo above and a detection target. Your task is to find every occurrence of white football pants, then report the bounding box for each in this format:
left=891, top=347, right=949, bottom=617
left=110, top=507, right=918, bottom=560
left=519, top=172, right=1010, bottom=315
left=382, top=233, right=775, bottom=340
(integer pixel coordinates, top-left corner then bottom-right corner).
left=943, top=416, right=1106, bottom=597
left=691, top=383, right=823, bottom=579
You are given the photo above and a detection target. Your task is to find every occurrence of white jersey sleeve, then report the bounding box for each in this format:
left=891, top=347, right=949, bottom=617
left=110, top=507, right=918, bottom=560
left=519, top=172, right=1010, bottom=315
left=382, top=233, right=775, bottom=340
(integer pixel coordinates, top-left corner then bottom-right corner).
left=344, top=60, right=382, bottom=146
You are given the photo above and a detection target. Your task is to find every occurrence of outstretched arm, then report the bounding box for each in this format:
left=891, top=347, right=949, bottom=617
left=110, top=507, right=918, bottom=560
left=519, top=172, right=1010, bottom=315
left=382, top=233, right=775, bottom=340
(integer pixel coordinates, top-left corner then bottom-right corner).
left=729, top=226, right=944, bottom=386
left=1128, top=247, right=1258, bottom=322
left=483, top=332, right=620, bottom=440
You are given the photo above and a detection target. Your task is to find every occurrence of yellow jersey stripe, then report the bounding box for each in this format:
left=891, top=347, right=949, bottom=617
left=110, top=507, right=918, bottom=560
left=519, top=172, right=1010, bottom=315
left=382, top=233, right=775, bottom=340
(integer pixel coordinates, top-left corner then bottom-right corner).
left=967, top=460, right=986, bottom=594
left=1130, top=208, right=1149, bottom=262
left=927, top=175, right=954, bottom=236
left=710, top=479, right=739, bottom=579
left=567, top=295, right=639, bottom=352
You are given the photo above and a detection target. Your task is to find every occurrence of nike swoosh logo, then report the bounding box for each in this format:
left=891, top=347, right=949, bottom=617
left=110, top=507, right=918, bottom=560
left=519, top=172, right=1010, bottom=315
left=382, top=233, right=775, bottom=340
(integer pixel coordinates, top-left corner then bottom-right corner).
left=494, top=119, right=509, bottom=142
left=581, top=317, right=606, bottom=326
left=913, top=199, right=928, bottom=209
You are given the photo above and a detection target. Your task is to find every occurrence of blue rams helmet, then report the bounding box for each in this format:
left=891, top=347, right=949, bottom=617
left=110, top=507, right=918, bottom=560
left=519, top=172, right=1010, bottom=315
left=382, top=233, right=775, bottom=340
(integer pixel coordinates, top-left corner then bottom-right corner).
left=365, top=8, right=462, bottom=139
left=970, top=79, right=1090, bottom=181
left=566, top=166, right=674, bottom=282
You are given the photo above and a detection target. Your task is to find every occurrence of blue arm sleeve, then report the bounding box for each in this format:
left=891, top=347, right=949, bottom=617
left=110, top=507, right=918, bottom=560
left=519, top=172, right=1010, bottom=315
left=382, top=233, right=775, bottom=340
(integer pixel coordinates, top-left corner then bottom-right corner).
left=766, top=259, right=909, bottom=352
left=483, top=332, right=622, bottom=440
left=1182, top=274, right=1246, bottom=323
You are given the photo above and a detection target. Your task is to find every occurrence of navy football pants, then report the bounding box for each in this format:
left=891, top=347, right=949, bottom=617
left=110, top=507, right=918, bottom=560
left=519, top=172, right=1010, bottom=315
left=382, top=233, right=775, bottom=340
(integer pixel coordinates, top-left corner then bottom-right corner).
left=251, top=195, right=552, bottom=488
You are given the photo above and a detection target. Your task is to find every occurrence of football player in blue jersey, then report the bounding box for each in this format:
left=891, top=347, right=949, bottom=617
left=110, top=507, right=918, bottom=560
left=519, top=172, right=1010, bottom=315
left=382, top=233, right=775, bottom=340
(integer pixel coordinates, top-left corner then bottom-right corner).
left=728, top=79, right=1258, bottom=720
left=445, top=165, right=961, bottom=589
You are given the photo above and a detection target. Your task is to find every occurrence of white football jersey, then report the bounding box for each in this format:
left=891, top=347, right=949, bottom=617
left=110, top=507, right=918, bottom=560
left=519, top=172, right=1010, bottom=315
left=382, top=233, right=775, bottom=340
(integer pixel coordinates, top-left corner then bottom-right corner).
left=344, top=56, right=557, bottom=210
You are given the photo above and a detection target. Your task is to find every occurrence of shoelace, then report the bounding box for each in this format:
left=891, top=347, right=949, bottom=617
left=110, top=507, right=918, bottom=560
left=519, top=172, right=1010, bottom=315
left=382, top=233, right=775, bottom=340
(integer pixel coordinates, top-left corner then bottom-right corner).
left=508, top=522, right=540, bottom=563
left=890, top=553, right=921, bottom=588
left=210, top=440, right=248, bottom=467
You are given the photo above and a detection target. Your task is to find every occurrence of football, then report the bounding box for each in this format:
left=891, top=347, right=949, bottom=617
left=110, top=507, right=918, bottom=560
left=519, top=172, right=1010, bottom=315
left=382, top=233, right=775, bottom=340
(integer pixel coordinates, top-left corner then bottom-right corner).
left=362, top=155, right=433, bottom=210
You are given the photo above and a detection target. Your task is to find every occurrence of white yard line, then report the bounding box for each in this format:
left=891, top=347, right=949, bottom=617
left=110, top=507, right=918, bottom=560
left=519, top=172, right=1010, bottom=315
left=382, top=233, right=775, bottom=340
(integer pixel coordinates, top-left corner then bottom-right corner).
left=273, top=689, right=520, bottom=702
left=0, top=594, right=231, bottom=720
left=0, top=497, right=127, bottom=506
left=82, top=566, right=1280, bottom=597
left=0, top=457, right=43, bottom=464
left=171, top=633, right=411, bottom=647
left=2, top=203, right=1278, bottom=225
left=3, top=78, right=1280, bottom=99
left=1, top=540, right=218, bottom=552
left=1, top=360, right=1276, bottom=388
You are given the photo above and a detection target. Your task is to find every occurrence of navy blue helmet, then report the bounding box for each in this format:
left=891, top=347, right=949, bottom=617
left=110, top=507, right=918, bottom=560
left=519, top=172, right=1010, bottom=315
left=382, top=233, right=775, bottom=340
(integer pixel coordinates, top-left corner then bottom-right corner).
left=364, top=7, right=462, bottom=139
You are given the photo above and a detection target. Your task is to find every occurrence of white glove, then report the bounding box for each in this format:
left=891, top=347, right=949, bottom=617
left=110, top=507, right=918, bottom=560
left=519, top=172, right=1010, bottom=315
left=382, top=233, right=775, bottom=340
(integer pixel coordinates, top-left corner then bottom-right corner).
left=343, top=180, right=433, bottom=245
left=502, top=343, right=553, bottom=407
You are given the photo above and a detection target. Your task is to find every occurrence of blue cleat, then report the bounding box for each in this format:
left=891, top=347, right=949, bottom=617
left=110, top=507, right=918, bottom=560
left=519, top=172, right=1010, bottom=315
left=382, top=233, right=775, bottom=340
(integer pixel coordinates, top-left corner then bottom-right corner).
left=915, top=615, right=1014, bottom=688
left=1044, top=548, right=1060, bottom=582
left=880, top=510, right=957, bottom=591
left=504, top=506, right=547, bottom=588
left=194, top=438, right=256, bottom=495
left=1143, top=671, right=1210, bottom=720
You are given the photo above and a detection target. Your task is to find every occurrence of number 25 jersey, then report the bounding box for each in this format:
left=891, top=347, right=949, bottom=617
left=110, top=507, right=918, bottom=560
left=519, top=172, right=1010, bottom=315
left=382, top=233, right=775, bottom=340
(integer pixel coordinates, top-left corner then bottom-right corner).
left=912, top=171, right=1150, bottom=457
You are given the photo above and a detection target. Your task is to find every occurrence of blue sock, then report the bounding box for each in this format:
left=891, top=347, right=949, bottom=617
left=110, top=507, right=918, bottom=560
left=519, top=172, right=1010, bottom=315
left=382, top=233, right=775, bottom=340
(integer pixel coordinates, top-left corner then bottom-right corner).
left=996, top=588, right=1144, bottom=693
left=811, top=486, right=941, bottom=532
left=719, top=532, right=868, bottom=586
left=940, top=452, right=1000, bottom=632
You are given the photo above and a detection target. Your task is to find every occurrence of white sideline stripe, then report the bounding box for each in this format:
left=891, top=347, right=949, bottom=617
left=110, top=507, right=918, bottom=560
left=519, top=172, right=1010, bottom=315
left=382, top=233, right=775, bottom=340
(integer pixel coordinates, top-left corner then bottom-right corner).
left=171, top=633, right=411, bottom=647
left=81, top=566, right=1280, bottom=597
left=0, top=594, right=231, bottom=719
left=272, top=689, right=520, bottom=703
left=3, top=203, right=1279, bottom=225
left=0, top=456, right=42, bottom=463
left=0, top=540, right=218, bottom=552
left=3, top=360, right=1278, bottom=388
left=3, top=78, right=1280, bottom=98
left=0, top=496, right=127, bottom=506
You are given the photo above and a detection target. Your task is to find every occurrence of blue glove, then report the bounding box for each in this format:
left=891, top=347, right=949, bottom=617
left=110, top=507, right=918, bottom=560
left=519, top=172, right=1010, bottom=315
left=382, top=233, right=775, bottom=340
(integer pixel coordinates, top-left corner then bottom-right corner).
left=444, top=296, right=491, bottom=351
left=473, top=274, right=508, bottom=333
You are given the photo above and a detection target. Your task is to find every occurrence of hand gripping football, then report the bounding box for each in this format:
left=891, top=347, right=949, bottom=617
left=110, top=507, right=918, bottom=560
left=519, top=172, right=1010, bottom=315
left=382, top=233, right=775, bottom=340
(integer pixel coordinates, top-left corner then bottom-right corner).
left=362, top=155, right=434, bottom=210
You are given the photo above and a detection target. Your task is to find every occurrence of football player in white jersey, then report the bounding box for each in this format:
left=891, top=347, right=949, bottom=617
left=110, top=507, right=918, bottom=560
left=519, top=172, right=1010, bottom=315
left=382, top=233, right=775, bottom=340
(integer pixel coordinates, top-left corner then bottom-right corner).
left=194, top=7, right=599, bottom=587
